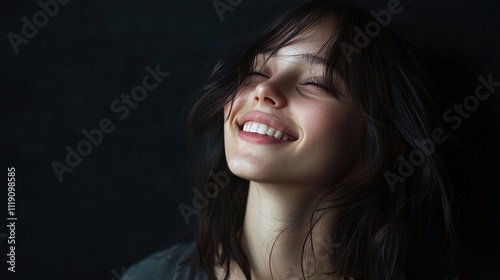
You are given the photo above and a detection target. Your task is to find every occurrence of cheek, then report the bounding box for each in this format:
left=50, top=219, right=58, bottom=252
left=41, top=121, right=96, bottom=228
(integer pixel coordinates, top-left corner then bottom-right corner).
left=298, top=102, right=359, bottom=181
left=223, top=90, right=247, bottom=117
left=223, top=99, right=233, bottom=118
left=324, top=108, right=356, bottom=144
left=301, top=102, right=352, bottom=143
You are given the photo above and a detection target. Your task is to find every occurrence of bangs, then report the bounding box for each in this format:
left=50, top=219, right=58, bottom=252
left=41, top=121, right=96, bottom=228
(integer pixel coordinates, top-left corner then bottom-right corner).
left=190, top=1, right=456, bottom=279
left=228, top=3, right=363, bottom=105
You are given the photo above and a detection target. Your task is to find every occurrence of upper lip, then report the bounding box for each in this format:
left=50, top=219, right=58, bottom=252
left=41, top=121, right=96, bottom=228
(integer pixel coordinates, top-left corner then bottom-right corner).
left=237, top=111, right=298, bottom=140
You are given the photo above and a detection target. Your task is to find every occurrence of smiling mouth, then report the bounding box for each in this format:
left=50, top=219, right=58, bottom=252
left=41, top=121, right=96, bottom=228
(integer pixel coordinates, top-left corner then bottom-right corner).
left=240, top=121, right=297, bottom=141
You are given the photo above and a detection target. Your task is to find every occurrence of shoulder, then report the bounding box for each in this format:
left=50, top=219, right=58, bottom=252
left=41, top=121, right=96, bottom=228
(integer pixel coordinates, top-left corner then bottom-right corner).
left=122, top=241, right=207, bottom=280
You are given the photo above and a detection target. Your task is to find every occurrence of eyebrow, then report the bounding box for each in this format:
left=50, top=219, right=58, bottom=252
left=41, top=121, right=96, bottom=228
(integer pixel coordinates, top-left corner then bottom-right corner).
left=260, top=52, right=328, bottom=66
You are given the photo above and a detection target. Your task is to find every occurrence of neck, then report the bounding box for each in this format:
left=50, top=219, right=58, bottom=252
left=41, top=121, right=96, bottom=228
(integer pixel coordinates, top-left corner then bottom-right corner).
left=240, top=181, right=338, bottom=280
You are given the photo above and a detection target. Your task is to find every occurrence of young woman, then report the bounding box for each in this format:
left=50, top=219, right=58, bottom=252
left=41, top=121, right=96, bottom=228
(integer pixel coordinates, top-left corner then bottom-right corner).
left=124, top=0, right=457, bottom=279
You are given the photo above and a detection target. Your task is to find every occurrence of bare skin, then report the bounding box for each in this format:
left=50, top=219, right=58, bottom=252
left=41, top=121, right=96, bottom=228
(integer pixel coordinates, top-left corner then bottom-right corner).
left=219, top=22, right=361, bottom=280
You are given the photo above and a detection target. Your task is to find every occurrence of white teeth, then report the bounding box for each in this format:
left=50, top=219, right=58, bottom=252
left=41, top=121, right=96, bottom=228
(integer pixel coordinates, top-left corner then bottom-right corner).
left=273, top=130, right=282, bottom=139
left=257, top=124, right=268, bottom=134
left=249, top=123, right=259, bottom=133
left=241, top=121, right=291, bottom=141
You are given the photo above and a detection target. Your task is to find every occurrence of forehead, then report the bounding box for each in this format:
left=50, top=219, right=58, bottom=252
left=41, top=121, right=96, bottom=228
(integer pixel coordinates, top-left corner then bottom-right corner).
left=254, top=52, right=328, bottom=71
left=256, top=20, right=338, bottom=65
left=283, top=23, right=336, bottom=57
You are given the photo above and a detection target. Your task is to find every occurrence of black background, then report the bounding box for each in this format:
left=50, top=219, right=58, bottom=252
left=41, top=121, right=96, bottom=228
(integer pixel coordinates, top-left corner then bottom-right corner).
left=1, top=0, right=499, bottom=279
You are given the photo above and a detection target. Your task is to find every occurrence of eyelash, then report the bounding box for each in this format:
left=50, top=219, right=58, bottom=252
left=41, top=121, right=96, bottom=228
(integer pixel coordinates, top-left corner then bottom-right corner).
left=247, top=71, right=332, bottom=93
left=302, top=79, right=330, bottom=91
left=247, top=71, right=267, bottom=77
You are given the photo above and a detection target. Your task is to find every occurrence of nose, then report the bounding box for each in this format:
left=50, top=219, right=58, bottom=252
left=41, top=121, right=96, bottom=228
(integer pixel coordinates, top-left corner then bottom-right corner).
left=253, top=79, right=287, bottom=108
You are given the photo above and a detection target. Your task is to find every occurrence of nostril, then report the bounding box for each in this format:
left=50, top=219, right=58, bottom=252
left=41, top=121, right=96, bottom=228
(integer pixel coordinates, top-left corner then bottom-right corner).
left=254, top=95, right=277, bottom=106
left=265, top=97, right=276, bottom=105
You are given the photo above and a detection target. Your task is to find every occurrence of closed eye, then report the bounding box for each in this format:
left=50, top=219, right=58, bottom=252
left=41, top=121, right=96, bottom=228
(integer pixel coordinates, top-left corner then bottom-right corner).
left=301, top=79, right=335, bottom=94
left=244, top=71, right=269, bottom=85
left=248, top=71, right=268, bottom=78
left=245, top=71, right=337, bottom=97
left=303, top=81, right=328, bottom=90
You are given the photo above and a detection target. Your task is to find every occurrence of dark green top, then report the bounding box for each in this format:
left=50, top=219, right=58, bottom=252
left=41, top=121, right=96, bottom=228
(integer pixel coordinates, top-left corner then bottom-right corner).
left=122, top=242, right=208, bottom=280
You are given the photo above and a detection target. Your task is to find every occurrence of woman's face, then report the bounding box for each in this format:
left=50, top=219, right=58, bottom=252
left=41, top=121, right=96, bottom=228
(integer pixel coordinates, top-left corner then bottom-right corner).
left=224, top=25, right=361, bottom=188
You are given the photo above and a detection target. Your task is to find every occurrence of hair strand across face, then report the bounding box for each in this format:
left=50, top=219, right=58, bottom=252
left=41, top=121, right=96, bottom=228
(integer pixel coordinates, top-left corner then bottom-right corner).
left=185, top=1, right=458, bottom=279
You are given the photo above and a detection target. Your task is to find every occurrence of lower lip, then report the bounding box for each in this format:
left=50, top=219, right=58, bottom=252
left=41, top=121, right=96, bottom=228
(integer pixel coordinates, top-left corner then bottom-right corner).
left=238, top=129, right=290, bottom=144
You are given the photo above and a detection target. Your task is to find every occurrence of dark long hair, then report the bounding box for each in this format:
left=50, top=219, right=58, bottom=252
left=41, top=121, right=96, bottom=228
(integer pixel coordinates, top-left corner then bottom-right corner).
left=186, top=0, right=458, bottom=279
